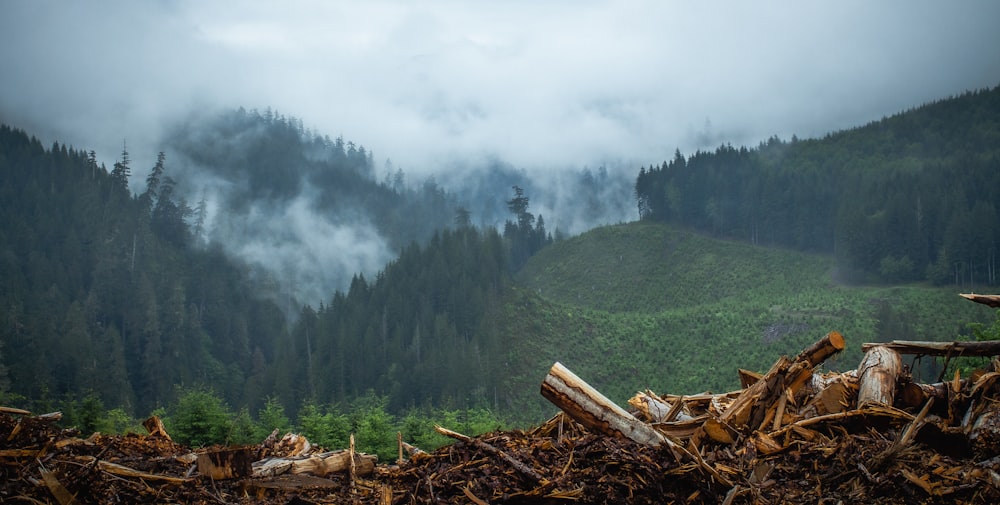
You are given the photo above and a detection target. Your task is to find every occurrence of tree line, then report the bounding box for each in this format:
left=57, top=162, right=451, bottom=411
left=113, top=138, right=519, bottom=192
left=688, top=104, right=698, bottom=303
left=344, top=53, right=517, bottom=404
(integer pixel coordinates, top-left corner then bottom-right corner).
left=0, top=121, right=553, bottom=427
left=635, top=86, right=1000, bottom=286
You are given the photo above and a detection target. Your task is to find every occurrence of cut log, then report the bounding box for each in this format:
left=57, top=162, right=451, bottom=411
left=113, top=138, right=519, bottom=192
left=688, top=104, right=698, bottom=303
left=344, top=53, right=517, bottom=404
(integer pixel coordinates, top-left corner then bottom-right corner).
left=959, top=293, right=1000, bottom=308
left=541, top=362, right=670, bottom=448
left=898, top=380, right=964, bottom=409
left=860, top=340, right=1000, bottom=357
left=856, top=345, right=903, bottom=408
left=252, top=450, right=377, bottom=478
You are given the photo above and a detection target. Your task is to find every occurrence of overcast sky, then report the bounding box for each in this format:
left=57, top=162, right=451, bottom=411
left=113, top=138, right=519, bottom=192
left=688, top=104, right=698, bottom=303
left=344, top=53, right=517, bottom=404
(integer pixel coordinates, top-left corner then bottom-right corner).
left=2, top=0, right=999, bottom=177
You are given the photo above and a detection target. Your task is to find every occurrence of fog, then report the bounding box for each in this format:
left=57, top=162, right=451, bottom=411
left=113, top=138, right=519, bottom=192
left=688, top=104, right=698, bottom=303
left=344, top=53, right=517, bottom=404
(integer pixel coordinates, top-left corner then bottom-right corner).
left=3, top=1, right=998, bottom=175
left=2, top=0, right=999, bottom=302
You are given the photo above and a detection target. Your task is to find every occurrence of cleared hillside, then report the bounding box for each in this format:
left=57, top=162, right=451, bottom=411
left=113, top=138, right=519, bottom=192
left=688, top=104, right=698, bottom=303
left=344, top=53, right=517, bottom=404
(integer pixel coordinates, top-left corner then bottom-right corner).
left=499, top=221, right=994, bottom=422
left=517, top=221, right=834, bottom=313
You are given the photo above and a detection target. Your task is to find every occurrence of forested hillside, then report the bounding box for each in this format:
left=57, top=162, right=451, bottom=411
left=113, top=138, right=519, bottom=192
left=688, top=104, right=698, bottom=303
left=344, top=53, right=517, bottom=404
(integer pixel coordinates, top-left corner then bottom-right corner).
left=2, top=87, right=998, bottom=433
left=506, top=222, right=996, bottom=421
left=0, top=124, right=288, bottom=415
left=162, top=108, right=630, bottom=305
left=635, top=85, right=1000, bottom=285
left=0, top=120, right=552, bottom=424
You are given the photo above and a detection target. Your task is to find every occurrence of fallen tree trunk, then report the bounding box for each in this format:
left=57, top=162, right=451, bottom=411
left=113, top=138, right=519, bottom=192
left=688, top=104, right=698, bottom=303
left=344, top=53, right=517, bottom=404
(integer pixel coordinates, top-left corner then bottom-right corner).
left=857, top=345, right=903, bottom=408
left=861, top=340, right=1000, bottom=357
left=252, top=450, right=377, bottom=478
left=959, top=293, right=1000, bottom=308
left=899, top=380, right=964, bottom=409
left=541, top=362, right=670, bottom=448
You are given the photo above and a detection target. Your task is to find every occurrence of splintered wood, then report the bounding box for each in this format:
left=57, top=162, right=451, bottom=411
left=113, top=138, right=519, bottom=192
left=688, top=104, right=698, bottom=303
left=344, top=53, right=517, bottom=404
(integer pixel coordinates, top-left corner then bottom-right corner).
left=538, top=329, right=1000, bottom=503
left=3, top=303, right=1000, bottom=503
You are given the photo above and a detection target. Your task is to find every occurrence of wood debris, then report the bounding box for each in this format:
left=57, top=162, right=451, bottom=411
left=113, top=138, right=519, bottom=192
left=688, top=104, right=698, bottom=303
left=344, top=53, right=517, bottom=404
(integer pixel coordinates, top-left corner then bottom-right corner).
left=3, top=305, right=1000, bottom=502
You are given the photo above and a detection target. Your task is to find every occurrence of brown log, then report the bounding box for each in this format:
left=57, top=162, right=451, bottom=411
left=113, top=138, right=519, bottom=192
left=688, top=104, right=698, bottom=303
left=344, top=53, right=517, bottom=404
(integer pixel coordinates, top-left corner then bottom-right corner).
left=860, top=340, right=1000, bottom=357
left=898, top=380, right=964, bottom=409
left=541, top=362, right=670, bottom=448
left=795, top=330, right=847, bottom=367
left=711, top=331, right=847, bottom=441
left=856, top=345, right=903, bottom=408
left=959, top=293, right=1000, bottom=308
left=292, top=451, right=376, bottom=477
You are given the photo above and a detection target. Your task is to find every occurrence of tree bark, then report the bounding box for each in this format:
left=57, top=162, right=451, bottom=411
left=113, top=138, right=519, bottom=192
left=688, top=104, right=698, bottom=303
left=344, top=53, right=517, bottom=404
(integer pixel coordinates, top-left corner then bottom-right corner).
left=860, top=340, right=1000, bottom=357
left=540, top=362, right=670, bottom=448
left=856, top=345, right=903, bottom=408
left=959, top=293, right=1000, bottom=308
left=252, top=450, right=376, bottom=478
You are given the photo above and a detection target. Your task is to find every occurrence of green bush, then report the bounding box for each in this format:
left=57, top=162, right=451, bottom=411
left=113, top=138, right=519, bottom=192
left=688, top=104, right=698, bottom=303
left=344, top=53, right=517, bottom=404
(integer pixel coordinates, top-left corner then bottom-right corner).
left=165, top=386, right=240, bottom=447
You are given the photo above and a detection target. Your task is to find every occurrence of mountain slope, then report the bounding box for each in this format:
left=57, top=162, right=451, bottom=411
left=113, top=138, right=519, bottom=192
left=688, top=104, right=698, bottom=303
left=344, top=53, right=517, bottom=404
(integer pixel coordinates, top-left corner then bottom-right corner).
left=635, top=85, right=1000, bottom=284
left=497, top=221, right=994, bottom=421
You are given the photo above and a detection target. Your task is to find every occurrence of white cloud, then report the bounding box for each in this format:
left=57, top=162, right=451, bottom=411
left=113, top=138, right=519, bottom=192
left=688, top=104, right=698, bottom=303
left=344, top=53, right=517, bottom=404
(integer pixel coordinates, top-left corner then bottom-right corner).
left=4, top=0, right=997, bottom=174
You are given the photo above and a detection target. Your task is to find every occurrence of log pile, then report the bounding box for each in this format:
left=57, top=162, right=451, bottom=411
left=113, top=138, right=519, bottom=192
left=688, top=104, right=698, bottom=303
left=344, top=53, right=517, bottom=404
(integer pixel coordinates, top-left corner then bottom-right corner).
left=2, top=296, right=1000, bottom=503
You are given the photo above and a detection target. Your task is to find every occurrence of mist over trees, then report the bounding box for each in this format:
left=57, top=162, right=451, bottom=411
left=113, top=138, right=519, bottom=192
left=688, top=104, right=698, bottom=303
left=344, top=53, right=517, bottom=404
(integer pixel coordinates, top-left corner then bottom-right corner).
left=635, top=86, right=1000, bottom=286
left=162, top=107, right=630, bottom=307
left=0, top=118, right=557, bottom=420
left=3, top=86, right=998, bottom=430
left=0, top=124, right=288, bottom=415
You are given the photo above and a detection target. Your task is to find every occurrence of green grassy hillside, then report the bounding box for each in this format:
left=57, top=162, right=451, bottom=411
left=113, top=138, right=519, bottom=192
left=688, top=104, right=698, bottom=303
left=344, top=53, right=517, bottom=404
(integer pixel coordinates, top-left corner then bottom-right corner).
left=497, top=221, right=995, bottom=423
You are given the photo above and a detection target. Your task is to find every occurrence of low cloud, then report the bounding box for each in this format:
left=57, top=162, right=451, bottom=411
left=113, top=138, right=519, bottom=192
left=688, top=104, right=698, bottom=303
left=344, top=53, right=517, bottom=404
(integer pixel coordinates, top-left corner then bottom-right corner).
left=1, top=1, right=998, bottom=303
left=2, top=1, right=997, bottom=176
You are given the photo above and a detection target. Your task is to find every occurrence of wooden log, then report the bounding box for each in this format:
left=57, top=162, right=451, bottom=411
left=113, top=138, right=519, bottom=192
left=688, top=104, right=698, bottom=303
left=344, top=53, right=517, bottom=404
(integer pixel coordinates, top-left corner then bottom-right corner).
left=898, top=380, right=964, bottom=409
left=253, top=450, right=377, bottom=478
left=959, top=293, right=1000, bottom=308
left=795, top=331, right=847, bottom=368
left=540, top=362, right=669, bottom=448
left=860, top=340, right=1000, bottom=357
left=856, top=345, right=903, bottom=408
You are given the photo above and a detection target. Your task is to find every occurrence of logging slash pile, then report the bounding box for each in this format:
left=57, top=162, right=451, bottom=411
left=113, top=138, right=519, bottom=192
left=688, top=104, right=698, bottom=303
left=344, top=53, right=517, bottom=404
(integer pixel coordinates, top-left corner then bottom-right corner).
left=3, top=295, right=1000, bottom=504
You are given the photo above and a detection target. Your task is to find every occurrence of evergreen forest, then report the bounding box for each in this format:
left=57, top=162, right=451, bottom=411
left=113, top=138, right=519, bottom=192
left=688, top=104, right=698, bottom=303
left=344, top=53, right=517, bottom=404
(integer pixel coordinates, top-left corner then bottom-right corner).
left=635, top=86, right=1000, bottom=286
left=1, top=85, right=999, bottom=453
